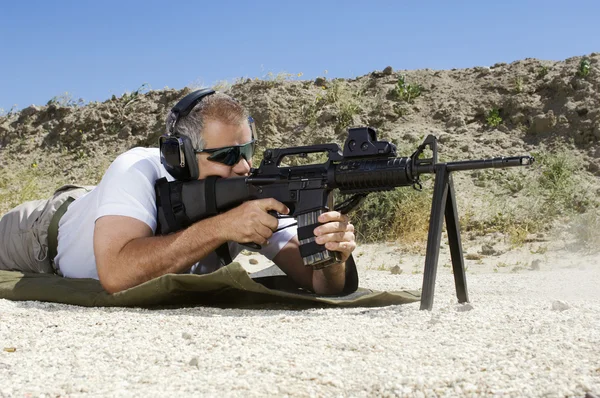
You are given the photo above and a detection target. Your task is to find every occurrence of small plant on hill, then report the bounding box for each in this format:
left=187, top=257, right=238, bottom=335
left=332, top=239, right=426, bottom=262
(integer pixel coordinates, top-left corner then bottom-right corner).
left=390, top=75, right=422, bottom=103
left=393, top=103, right=408, bottom=117
left=302, top=80, right=362, bottom=132
left=577, top=58, right=591, bottom=78
left=47, top=92, right=86, bottom=107
left=120, top=83, right=151, bottom=105
left=211, top=80, right=233, bottom=92
left=537, top=66, right=549, bottom=79
left=534, top=149, right=593, bottom=214
left=0, top=105, right=17, bottom=117
left=263, top=71, right=303, bottom=87
left=0, top=167, right=45, bottom=212
left=514, top=76, right=524, bottom=93
left=302, top=95, right=322, bottom=126
left=485, top=108, right=502, bottom=127
left=376, top=263, right=388, bottom=271
left=324, top=79, right=343, bottom=104
left=336, top=101, right=360, bottom=133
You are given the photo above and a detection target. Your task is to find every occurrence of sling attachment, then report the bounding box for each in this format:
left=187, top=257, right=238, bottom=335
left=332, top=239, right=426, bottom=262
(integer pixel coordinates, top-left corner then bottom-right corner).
left=334, top=193, right=367, bottom=215
left=48, top=196, right=75, bottom=273
left=155, top=177, right=189, bottom=234
left=204, top=176, right=232, bottom=266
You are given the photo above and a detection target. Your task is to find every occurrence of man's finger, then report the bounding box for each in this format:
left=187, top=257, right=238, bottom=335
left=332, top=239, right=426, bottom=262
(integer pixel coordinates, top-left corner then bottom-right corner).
left=254, top=224, right=273, bottom=245
left=259, top=198, right=289, bottom=215
left=314, top=221, right=348, bottom=236
left=316, top=231, right=355, bottom=245
left=260, top=213, right=279, bottom=231
left=315, top=231, right=345, bottom=244
left=318, top=211, right=349, bottom=223
left=324, top=241, right=355, bottom=259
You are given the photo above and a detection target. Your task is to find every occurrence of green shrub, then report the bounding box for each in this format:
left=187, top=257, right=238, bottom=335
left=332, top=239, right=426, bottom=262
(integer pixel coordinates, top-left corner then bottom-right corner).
left=390, top=75, right=422, bottom=103
left=577, top=58, right=591, bottom=78
left=463, top=147, right=599, bottom=246
left=514, top=76, right=524, bottom=93
left=303, top=80, right=362, bottom=131
left=534, top=149, right=592, bottom=214
left=0, top=105, right=17, bottom=117
left=262, top=71, right=302, bottom=87
left=120, top=83, right=151, bottom=104
left=324, top=79, right=343, bottom=104
left=47, top=92, right=85, bottom=107
left=485, top=108, right=502, bottom=127
left=0, top=166, right=48, bottom=214
left=344, top=185, right=432, bottom=245
left=335, top=101, right=360, bottom=132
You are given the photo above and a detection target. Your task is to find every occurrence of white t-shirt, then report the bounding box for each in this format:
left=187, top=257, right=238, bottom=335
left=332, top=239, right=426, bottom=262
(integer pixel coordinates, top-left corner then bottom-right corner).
left=55, top=147, right=296, bottom=279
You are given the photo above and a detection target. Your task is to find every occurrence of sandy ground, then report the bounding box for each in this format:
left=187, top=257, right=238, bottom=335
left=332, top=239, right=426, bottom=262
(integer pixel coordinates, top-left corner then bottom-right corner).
left=1, top=239, right=599, bottom=398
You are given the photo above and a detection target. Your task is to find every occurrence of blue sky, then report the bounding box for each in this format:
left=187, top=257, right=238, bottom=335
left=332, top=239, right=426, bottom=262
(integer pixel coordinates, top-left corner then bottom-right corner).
left=1, top=0, right=598, bottom=112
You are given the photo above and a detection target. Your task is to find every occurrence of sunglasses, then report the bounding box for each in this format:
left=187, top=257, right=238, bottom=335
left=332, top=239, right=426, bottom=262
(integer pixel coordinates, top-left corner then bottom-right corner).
left=195, top=140, right=255, bottom=166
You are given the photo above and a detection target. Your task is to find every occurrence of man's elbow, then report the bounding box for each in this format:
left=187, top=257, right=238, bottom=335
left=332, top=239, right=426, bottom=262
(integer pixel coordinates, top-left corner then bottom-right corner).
left=312, top=261, right=347, bottom=295
left=313, top=284, right=345, bottom=296
left=312, top=276, right=346, bottom=296
left=98, top=273, right=124, bottom=294
left=97, top=262, right=129, bottom=294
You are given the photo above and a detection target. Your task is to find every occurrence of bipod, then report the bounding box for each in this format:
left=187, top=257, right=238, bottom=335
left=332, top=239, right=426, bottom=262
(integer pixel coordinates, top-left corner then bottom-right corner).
left=420, top=164, right=469, bottom=310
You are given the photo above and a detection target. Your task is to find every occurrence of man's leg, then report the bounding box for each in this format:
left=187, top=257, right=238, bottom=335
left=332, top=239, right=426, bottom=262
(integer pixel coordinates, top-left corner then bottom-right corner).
left=0, top=186, right=91, bottom=274
left=0, top=199, right=54, bottom=273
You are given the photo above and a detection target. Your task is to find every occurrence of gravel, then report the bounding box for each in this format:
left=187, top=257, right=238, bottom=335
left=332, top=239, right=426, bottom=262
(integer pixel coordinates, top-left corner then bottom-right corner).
left=1, top=259, right=599, bottom=397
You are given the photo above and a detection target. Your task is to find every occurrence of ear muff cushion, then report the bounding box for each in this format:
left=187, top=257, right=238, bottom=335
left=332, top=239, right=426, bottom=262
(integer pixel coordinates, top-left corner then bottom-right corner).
left=159, top=136, right=183, bottom=179
left=159, top=135, right=198, bottom=181
left=180, top=135, right=199, bottom=180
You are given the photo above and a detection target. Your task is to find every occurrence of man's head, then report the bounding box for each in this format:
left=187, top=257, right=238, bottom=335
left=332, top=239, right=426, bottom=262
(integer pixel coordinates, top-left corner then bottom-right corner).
left=163, top=92, right=255, bottom=180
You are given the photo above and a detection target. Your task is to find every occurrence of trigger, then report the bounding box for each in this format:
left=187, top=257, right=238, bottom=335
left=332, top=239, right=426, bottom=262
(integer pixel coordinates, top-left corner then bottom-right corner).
left=242, top=242, right=262, bottom=250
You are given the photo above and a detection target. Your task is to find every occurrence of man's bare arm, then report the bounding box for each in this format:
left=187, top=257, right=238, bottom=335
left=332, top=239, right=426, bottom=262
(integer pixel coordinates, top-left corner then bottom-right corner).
left=94, top=198, right=288, bottom=294
left=273, top=236, right=347, bottom=295
left=94, top=214, right=227, bottom=293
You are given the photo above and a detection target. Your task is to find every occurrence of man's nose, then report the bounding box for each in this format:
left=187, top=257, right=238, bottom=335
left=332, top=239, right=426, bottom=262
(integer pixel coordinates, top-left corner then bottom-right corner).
left=232, top=156, right=251, bottom=175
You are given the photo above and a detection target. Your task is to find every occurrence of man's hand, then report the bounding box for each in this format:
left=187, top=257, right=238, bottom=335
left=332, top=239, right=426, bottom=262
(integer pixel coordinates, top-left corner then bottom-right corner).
left=219, top=198, right=289, bottom=246
left=271, top=210, right=356, bottom=295
left=313, top=211, right=356, bottom=263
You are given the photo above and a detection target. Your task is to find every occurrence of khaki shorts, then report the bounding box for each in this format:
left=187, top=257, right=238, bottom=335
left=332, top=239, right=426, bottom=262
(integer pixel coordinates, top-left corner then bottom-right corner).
left=0, top=185, right=91, bottom=274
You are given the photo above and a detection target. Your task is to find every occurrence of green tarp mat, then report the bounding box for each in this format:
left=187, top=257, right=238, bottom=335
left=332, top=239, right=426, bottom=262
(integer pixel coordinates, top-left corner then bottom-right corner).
left=0, top=262, right=421, bottom=308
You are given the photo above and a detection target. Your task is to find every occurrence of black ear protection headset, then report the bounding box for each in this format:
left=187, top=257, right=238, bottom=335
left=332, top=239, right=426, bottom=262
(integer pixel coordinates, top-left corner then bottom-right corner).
left=159, top=88, right=259, bottom=182
left=159, top=88, right=216, bottom=181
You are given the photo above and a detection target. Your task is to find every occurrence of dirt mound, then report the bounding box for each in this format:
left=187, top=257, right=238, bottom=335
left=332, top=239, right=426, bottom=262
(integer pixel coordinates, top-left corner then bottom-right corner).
left=1, top=53, right=599, bottom=249
left=2, top=54, right=599, bottom=164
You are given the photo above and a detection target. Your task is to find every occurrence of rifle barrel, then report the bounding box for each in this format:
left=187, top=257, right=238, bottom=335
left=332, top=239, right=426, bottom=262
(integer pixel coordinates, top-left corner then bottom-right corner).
left=445, top=156, right=534, bottom=172
left=414, top=156, right=534, bottom=174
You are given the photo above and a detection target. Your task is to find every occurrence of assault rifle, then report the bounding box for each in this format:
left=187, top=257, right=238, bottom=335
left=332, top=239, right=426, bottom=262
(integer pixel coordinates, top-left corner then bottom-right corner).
left=155, top=127, right=534, bottom=310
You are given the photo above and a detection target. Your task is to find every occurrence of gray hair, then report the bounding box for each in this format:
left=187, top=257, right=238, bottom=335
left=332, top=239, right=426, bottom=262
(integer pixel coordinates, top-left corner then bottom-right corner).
left=165, top=92, right=249, bottom=151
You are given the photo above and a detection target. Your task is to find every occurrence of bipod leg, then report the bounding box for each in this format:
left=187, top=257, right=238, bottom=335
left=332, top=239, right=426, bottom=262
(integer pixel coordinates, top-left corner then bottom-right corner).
left=420, top=165, right=449, bottom=310
left=445, top=173, right=469, bottom=304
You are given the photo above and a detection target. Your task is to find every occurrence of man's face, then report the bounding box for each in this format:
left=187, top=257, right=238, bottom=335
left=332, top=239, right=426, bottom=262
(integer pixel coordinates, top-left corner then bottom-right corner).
left=196, top=119, right=253, bottom=180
